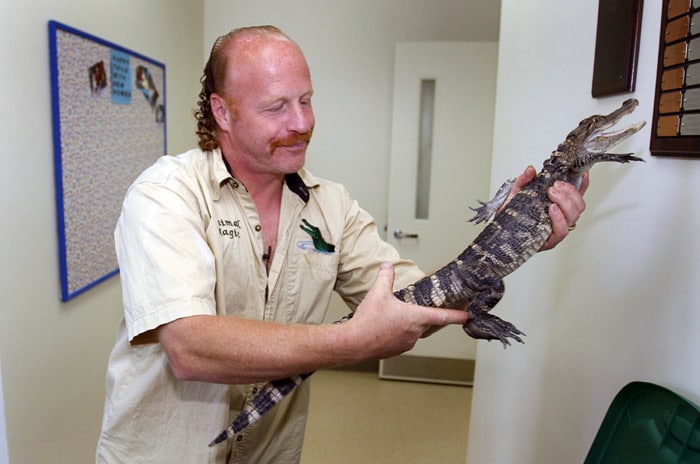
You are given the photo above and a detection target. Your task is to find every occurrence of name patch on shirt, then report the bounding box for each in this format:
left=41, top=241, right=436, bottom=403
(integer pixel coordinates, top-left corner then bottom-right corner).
left=218, top=219, right=241, bottom=239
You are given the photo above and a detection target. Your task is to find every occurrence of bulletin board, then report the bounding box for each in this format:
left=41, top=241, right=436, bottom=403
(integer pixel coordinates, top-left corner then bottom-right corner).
left=49, top=20, right=166, bottom=301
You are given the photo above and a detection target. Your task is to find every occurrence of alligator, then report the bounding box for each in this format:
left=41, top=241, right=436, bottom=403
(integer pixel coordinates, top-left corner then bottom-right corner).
left=209, top=98, right=646, bottom=447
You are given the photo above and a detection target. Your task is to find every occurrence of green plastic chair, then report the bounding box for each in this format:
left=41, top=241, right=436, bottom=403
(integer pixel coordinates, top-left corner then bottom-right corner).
left=584, top=382, right=700, bottom=463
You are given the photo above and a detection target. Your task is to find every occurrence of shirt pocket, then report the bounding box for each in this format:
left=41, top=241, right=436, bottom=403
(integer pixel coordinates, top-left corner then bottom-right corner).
left=282, top=241, right=340, bottom=324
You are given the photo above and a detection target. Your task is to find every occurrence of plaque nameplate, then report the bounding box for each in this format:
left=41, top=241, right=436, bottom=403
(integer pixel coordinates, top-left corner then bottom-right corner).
left=680, top=113, right=700, bottom=135
left=687, top=37, right=700, bottom=61
left=660, top=91, right=683, bottom=113
left=684, top=87, right=700, bottom=109
left=668, top=0, right=691, bottom=19
left=666, top=16, right=689, bottom=42
left=685, top=62, right=700, bottom=86
left=685, top=63, right=700, bottom=86
left=665, top=41, right=688, bottom=66
left=692, top=13, right=700, bottom=35
left=662, top=67, right=685, bottom=89
left=657, top=115, right=681, bottom=136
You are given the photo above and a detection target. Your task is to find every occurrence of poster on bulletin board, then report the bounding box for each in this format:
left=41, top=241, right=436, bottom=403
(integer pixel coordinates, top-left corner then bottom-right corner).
left=48, top=20, right=166, bottom=301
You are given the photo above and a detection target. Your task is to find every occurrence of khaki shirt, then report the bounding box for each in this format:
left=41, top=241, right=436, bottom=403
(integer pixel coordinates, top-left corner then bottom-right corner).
left=96, top=148, right=423, bottom=463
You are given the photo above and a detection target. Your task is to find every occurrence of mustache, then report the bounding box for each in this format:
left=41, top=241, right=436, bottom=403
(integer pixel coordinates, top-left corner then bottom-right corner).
left=270, top=131, right=313, bottom=150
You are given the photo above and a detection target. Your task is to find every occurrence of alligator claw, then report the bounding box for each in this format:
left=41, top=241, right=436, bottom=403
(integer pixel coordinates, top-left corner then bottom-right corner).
left=468, top=178, right=515, bottom=224
left=468, top=201, right=497, bottom=224
left=463, top=308, right=525, bottom=349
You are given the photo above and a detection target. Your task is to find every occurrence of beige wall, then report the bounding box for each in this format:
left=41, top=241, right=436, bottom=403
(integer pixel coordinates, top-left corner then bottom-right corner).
left=0, top=1, right=202, bottom=462
left=468, top=1, right=700, bottom=463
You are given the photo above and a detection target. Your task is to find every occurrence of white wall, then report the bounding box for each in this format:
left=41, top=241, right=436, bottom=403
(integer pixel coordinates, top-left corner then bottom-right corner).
left=468, top=1, right=700, bottom=463
left=0, top=2, right=202, bottom=462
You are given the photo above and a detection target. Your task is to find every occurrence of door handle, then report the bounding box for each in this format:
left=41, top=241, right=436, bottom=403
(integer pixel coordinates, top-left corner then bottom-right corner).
left=393, top=229, right=419, bottom=239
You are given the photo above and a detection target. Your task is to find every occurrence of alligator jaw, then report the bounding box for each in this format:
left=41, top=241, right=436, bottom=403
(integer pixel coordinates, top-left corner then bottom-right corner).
left=585, top=120, right=646, bottom=153
left=585, top=99, right=646, bottom=153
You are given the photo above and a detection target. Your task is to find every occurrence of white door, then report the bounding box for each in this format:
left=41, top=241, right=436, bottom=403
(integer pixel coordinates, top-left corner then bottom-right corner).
left=386, top=41, right=498, bottom=360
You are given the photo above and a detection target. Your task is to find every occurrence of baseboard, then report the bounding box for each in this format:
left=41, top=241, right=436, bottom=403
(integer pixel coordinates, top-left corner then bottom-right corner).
left=379, top=355, right=474, bottom=386
left=330, top=359, right=380, bottom=373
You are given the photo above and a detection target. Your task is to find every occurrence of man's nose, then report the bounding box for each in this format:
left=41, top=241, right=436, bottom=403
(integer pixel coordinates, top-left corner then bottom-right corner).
left=287, top=103, right=314, bottom=133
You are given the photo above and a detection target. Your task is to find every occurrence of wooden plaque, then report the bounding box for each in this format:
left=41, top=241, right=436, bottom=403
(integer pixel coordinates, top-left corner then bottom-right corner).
left=651, top=0, right=700, bottom=157
left=591, top=0, right=644, bottom=97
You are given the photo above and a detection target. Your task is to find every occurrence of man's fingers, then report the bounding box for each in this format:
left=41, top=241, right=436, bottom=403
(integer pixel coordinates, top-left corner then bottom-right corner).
left=424, top=307, right=469, bottom=327
left=370, top=263, right=468, bottom=337
left=539, top=203, right=569, bottom=251
left=514, top=165, right=536, bottom=189
left=541, top=178, right=587, bottom=251
left=417, top=307, right=469, bottom=338
left=503, top=166, right=536, bottom=208
left=371, top=262, right=396, bottom=293
left=579, top=171, right=590, bottom=196
left=549, top=203, right=568, bottom=235
left=548, top=181, right=586, bottom=227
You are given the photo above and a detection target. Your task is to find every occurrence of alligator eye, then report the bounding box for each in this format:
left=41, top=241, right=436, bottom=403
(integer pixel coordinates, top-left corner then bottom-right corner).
left=583, top=116, right=603, bottom=126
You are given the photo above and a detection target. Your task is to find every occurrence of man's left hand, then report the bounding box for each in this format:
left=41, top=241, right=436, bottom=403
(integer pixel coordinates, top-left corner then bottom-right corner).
left=506, top=166, right=589, bottom=251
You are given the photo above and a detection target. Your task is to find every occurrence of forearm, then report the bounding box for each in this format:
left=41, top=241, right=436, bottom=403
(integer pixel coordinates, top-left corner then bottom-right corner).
left=157, top=314, right=363, bottom=384
left=157, top=264, right=470, bottom=385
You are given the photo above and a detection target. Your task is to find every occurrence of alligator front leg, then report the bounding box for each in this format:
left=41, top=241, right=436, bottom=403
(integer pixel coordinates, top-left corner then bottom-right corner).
left=469, top=178, right=515, bottom=224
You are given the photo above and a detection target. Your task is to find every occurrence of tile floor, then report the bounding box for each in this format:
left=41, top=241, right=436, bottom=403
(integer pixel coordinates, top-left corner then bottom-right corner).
left=300, top=369, right=472, bottom=464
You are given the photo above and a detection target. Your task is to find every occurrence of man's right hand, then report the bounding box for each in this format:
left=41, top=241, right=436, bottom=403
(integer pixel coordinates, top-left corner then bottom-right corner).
left=345, top=263, right=469, bottom=360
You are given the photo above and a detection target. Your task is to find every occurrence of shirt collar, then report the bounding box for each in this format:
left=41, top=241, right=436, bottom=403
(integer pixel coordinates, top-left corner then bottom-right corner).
left=284, top=172, right=309, bottom=203
left=211, top=148, right=317, bottom=203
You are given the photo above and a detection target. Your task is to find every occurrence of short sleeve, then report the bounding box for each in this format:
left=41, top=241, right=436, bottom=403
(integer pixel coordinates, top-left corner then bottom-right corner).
left=115, top=178, right=217, bottom=342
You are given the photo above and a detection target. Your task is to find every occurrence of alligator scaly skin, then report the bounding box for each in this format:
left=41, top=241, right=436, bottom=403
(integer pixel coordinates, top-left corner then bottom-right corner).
left=209, top=98, right=646, bottom=447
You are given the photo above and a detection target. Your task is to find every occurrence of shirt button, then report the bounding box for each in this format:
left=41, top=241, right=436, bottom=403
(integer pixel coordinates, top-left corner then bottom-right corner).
left=236, top=435, right=243, bottom=442
left=252, top=387, right=258, bottom=394
left=231, top=181, right=239, bottom=188
left=255, top=224, right=262, bottom=232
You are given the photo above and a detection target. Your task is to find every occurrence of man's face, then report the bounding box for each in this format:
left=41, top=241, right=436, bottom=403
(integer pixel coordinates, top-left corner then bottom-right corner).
left=217, top=38, right=315, bottom=177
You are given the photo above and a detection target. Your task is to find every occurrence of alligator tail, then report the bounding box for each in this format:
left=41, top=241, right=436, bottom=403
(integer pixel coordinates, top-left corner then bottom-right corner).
left=208, top=373, right=311, bottom=447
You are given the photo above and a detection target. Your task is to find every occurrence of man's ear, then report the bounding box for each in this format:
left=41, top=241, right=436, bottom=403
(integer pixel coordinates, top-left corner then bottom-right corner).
left=210, top=92, right=231, bottom=131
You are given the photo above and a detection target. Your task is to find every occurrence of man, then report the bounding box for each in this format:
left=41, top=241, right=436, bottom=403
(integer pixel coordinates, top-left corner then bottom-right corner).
left=96, top=26, right=586, bottom=463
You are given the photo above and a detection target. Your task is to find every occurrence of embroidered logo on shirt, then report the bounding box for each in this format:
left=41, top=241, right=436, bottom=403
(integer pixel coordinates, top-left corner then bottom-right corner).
left=218, top=218, right=241, bottom=239
left=299, top=219, right=335, bottom=253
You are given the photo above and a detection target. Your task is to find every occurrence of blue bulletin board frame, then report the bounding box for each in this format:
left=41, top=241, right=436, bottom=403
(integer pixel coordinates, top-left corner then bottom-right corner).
left=49, top=20, right=167, bottom=301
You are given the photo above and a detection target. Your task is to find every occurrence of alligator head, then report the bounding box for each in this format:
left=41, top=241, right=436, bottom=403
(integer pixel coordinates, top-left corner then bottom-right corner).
left=553, top=98, right=646, bottom=174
